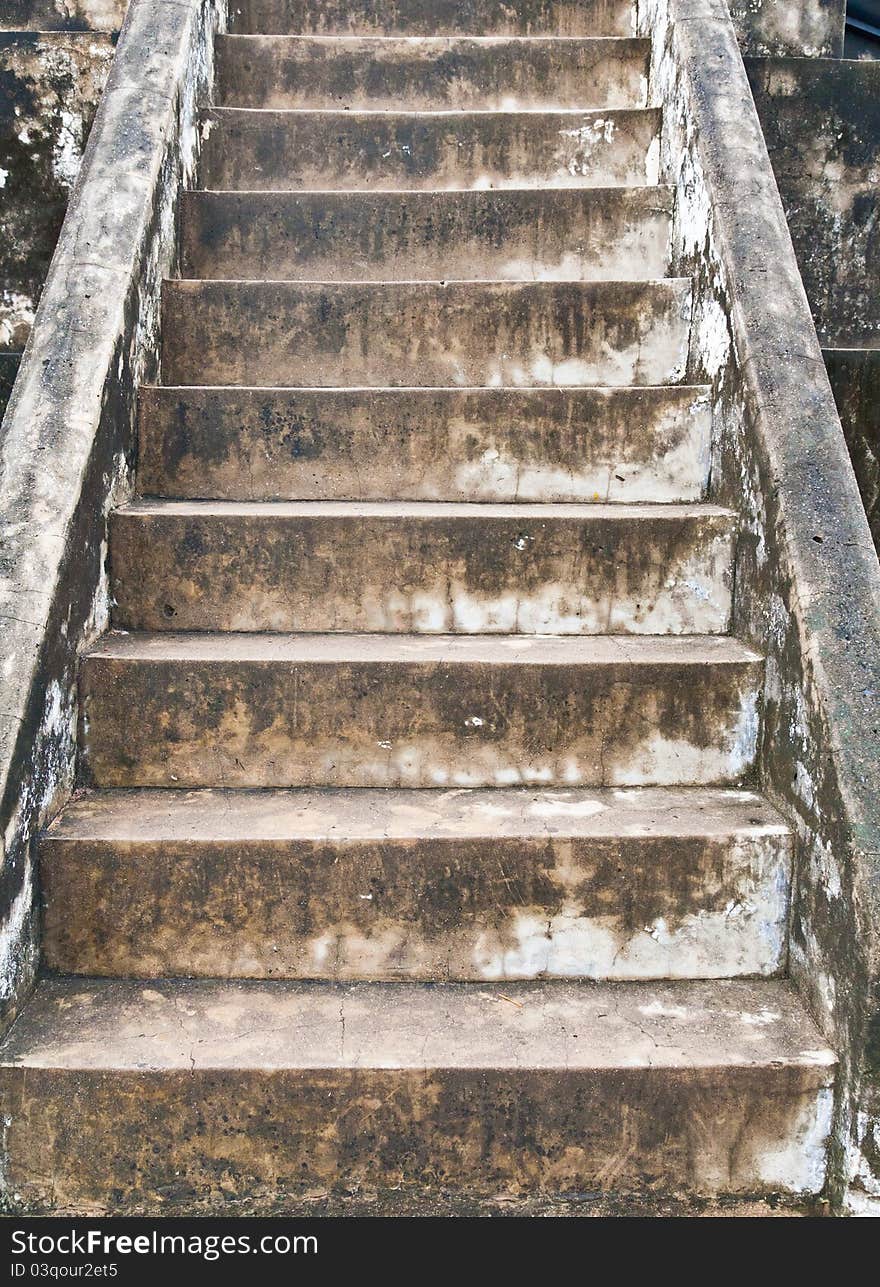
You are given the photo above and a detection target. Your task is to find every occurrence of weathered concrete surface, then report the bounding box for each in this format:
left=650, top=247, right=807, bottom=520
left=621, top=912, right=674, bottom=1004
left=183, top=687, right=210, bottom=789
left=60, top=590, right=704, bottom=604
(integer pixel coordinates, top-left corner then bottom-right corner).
left=0, top=977, right=835, bottom=1212
left=638, top=0, right=880, bottom=1210
left=109, top=500, right=734, bottom=635
left=823, top=348, right=880, bottom=550
left=215, top=35, right=650, bottom=110
left=137, top=385, right=712, bottom=504
left=746, top=56, right=880, bottom=347
left=199, top=106, right=662, bottom=191
left=161, top=279, right=691, bottom=388
left=729, top=1, right=845, bottom=57
left=0, top=0, right=223, bottom=1037
left=79, top=632, right=763, bottom=790
left=0, top=32, right=116, bottom=419
left=0, top=2, right=127, bottom=31
left=0, top=353, right=20, bottom=421
left=228, top=0, right=637, bottom=38
left=180, top=187, right=674, bottom=283
left=41, top=786, right=792, bottom=980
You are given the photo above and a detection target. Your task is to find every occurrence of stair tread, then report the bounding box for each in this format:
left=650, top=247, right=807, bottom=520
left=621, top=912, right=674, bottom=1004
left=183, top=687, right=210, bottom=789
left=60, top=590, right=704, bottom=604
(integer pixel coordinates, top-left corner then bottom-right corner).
left=87, top=631, right=762, bottom=665
left=218, top=34, right=650, bottom=45
left=180, top=184, right=674, bottom=195
left=203, top=104, right=658, bottom=117
left=145, top=382, right=709, bottom=394
left=119, top=500, right=733, bottom=519
left=0, top=977, right=833, bottom=1073
left=47, top=785, right=790, bottom=843
left=168, top=275, right=689, bottom=286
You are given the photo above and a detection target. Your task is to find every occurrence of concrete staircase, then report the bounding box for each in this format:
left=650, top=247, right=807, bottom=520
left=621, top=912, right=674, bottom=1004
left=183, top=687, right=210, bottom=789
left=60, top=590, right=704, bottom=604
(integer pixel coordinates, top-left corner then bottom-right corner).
left=0, top=0, right=835, bottom=1214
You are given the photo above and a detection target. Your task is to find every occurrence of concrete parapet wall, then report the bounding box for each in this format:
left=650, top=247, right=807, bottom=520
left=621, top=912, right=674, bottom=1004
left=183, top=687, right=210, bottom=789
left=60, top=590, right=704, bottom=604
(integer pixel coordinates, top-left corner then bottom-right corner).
left=639, top=0, right=880, bottom=1211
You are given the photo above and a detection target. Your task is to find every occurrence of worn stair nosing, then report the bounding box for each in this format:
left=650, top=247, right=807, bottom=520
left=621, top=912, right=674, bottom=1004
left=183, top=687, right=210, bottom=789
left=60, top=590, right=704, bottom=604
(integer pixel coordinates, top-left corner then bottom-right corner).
left=84, top=631, right=763, bottom=665
left=44, top=785, right=793, bottom=843
left=0, top=977, right=834, bottom=1074
left=116, top=499, right=734, bottom=517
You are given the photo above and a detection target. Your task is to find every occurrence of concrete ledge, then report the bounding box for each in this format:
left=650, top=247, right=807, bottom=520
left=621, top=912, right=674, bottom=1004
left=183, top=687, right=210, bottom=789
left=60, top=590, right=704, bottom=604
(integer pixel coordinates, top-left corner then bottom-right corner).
left=0, top=0, right=223, bottom=1030
left=638, top=0, right=880, bottom=1209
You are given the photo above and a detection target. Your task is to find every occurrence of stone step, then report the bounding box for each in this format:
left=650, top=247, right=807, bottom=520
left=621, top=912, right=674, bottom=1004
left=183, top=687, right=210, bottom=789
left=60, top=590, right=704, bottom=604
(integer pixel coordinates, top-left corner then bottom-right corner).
left=80, top=633, right=763, bottom=790
left=160, top=278, right=691, bottom=388
left=137, top=385, right=712, bottom=503
left=228, top=1, right=638, bottom=38
left=214, top=35, right=651, bottom=111
left=198, top=106, right=661, bottom=191
left=0, top=976, right=835, bottom=1212
left=41, top=787, right=792, bottom=981
left=180, top=187, right=673, bottom=282
left=109, top=501, right=735, bottom=636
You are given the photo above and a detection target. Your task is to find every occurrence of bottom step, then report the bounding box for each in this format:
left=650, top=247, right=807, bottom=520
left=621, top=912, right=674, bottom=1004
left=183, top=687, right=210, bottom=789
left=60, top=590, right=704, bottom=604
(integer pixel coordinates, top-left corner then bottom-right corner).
left=0, top=978, right=835, bottom=1213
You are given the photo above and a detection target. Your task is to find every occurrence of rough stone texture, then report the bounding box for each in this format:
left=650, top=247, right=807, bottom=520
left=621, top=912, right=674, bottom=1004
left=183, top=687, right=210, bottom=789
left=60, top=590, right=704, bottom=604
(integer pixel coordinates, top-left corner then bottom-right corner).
left=180, top=187, right=674, bottom=282
left=0, top=353, right=20, bottom=419
left=79, top=632, right=764, bottom=790
left=0, top=0, right=224, bottom=1037
left=0, top=2, right=128, bottom=31
left=161, top=279, right=691, bottom=388
left=137, top=385, right=713, bottom=503
left=41, top=786, right=792, bottom=981
left=823, top=348, right=880, bottom=550
left=228, top=0, right=637, bottom=37
left=746, top=56, right=880, bottom=347
left=215, top=34, right=651, bottom=110
left=109, top=500, right=734, bottom=635
left=746, top=55, right=880, bottom=565
left=0, top=33, right=116, bottom=420
left=200, top=104, right=662, bottom=192
left=0, top=976, right=835, bottom=1213
left=638, top=0, right=880, bottom=1211
left=729, top=1, right=845, bottom=57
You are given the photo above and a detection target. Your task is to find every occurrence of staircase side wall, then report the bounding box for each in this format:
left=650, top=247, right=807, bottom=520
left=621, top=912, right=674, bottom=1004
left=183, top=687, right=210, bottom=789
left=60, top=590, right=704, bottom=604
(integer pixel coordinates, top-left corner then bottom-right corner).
left=0, top=0, right=224, bottom=1035
left=639, top=0, right=880, bottom=1210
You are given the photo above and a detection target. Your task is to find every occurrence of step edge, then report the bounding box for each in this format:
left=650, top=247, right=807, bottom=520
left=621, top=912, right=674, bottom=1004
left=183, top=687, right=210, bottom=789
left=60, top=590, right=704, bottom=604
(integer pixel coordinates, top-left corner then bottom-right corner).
left=82, top=631, right=765, bottom=664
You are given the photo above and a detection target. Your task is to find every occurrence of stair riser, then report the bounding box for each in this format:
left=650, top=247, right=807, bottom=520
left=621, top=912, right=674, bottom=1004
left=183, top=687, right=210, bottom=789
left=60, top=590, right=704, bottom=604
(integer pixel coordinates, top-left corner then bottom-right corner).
left=41, top=831, right=791, bottom=980
left=229, top=1, right=638, bottom=38
left=180, top=188, right=673, bottom=283
left=215, top=36, right=650, bottom=111
left=0, top=1064, right=832, bottom=1212
left=160, top=280, right=691, bottom=388
left=109, top=508, right=734, bottom=635
left=80, top=653, right=763, bottom=789
left=199, top=108, right=661, bottom=191
left=137, top=387, right=712, bottom=503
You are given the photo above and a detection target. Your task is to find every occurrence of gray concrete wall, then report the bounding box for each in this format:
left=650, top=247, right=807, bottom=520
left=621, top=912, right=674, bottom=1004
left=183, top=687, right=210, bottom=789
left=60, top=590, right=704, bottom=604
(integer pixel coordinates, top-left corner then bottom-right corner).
left=0, top=2, right=128, bottom=30
left=730, top=0, right=845, bottom=56
left=747, top=56, right=880, bottom=559
left=747, top=56, right=880, bottom=346
left=823, top=348, right=880, bottom=550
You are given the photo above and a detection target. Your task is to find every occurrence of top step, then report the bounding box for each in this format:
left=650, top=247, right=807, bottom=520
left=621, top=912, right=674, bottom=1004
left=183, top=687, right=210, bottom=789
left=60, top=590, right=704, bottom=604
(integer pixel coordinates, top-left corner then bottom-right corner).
left=228, top=2, right=637, bottom=38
